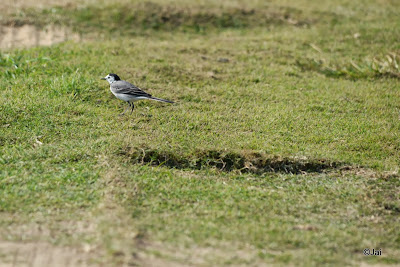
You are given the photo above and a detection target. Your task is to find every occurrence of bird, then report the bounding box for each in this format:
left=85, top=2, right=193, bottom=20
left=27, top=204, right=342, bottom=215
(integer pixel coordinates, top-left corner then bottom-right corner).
left=101, top=73, right=174, bottom=115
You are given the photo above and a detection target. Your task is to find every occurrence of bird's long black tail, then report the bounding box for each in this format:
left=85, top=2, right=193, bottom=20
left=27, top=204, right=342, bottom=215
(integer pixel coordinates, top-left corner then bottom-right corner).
left=150, top=97, right=174, bottom=104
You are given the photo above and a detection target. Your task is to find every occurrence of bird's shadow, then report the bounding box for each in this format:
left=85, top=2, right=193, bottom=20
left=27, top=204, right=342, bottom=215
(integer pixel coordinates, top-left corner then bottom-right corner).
left=117, top=112, right=152, bottom=123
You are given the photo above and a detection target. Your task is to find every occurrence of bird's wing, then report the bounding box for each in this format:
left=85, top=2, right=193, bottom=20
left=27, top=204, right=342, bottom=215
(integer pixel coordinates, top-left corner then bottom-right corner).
left=111, top=80, right=152, bottom=98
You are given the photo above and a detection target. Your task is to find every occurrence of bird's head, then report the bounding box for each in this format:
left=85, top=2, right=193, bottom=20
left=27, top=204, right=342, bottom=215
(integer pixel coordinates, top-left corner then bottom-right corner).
left=101, top=73, right=121, bottom=84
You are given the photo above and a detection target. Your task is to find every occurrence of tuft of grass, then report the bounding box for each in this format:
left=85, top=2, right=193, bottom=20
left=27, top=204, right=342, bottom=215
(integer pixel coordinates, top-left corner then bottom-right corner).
left=0, top=52, right=52, bottom=79
left=296, top=52, right=400, bottom=80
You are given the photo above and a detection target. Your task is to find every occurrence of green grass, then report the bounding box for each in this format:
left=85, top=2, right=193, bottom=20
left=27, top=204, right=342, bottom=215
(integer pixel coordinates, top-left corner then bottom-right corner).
left=1, top=0, right=400, bottom=266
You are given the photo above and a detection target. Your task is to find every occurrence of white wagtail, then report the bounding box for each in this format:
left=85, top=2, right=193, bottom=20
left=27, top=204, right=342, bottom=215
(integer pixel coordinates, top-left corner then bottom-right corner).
left=101, top=73, right=174, bottom=115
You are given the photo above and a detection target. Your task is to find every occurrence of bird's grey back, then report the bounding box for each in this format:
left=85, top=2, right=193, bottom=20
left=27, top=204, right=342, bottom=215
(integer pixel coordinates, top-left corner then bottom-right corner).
left=110, top=80, right=152, bottom=98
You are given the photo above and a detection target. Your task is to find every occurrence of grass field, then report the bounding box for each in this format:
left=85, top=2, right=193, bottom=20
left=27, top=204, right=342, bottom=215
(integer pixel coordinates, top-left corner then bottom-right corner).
left=1, top=0, right=400, bottom=266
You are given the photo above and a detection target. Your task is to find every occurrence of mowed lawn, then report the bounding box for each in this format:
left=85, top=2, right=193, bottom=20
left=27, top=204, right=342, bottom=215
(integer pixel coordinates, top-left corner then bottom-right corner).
left=0, top=0, right=399, bottom=266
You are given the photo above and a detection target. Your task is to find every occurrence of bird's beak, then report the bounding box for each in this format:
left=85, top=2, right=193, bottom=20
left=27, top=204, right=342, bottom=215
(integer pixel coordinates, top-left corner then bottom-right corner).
left=101, top=77, right=106, bottom=80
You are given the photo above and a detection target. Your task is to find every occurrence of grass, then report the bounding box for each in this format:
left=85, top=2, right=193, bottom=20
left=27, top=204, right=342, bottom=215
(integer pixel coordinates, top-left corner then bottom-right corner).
left=297, top=52, right=400, bottom=80
left=0, top=0, right=400, bottom=266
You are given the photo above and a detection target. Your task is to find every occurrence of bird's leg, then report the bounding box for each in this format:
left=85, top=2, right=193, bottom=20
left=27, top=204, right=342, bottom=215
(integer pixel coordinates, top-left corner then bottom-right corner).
left=130, top=102, right=135, bottom=114
left=120, top=102, right=130, bottom=116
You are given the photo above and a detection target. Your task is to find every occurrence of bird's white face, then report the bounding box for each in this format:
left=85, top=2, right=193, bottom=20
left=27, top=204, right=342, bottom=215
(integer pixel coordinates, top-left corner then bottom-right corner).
left=102, top=74, right=116, bottom=84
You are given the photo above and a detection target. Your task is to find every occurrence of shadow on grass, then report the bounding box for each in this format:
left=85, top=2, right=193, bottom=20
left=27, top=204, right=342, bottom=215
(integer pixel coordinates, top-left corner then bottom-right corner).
left=119, top=146, right=343, bottom=174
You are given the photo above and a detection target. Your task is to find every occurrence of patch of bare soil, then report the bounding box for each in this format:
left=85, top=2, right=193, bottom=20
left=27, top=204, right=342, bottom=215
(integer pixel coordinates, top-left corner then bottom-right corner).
left=1, top=0, right=78, bottom=12
left=0, top=241, right=93, bottom=267
left=136, top=241, right=272, bottom=267
left=0, top=25, right=80, bottom=49
left=0, top=0, right=87, bottom=50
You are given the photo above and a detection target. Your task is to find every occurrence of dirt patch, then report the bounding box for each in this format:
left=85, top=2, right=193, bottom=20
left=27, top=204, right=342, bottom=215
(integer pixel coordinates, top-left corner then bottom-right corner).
left=0, top=241, right=93, bottom=267
left=0, top=25, right=80, bottom=49
left=0, top=0, right=78, bottom=12
left=136, top=241, right=271, bottom=267
left=338, top=165, right=399, bottom=179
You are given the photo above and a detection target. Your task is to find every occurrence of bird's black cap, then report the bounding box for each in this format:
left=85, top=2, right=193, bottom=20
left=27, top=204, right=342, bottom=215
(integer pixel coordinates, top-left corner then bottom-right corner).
left=109, top=73, right=121, bottom=80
